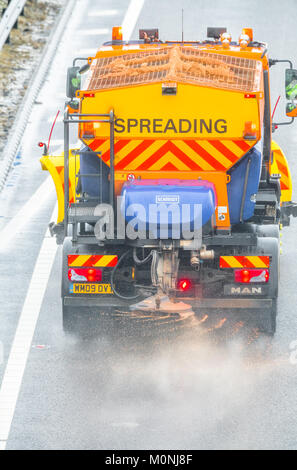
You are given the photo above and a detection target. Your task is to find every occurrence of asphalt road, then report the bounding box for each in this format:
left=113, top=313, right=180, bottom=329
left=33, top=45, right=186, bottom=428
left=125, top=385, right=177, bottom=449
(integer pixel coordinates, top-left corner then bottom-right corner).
left=1, top=0, right=297, bottom=450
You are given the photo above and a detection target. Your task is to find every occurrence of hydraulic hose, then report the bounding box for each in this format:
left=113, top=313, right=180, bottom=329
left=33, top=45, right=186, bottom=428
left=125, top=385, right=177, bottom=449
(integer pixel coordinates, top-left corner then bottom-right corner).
left=111, top=251, right=141, bottom=301
left=151, top=250, right=159, bottom=287
left=132, top=248, right=153, bottom=265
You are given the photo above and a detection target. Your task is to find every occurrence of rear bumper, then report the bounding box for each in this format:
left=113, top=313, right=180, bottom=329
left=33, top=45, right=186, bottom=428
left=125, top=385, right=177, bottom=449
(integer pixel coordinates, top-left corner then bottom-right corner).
left=63, top=295, right=272, bottom=310
left=63, top=296, right=131, bottom=308
left=183, top=297, right=272, bottom=309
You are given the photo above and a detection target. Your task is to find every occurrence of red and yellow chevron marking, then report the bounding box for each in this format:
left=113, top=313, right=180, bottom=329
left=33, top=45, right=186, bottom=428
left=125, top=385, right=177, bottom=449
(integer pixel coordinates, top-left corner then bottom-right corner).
left=68, top=255, right=118, bottom=268
left=56, top=166, right=75, bottom=204
left=220, top=256, right=270, bottom=269
left=40, top=151, right=79, bottom=224
left=274, top=152, right=290, bottom=191
left=271, top=141, right=292, bottom=203
left=86, top=138, right=253, bottom=172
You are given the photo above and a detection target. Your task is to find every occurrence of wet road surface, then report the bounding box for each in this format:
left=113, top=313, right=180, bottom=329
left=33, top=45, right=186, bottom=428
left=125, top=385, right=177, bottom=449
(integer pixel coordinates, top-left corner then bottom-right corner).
left=1, top=0, right=297, bottom=450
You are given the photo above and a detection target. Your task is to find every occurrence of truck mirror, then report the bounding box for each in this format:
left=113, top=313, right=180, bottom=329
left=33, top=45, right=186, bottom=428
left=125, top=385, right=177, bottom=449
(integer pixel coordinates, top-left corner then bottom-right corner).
left=285, top=68, right=297, bottom=100
left=66, top=66, right=81, bottom=99
left=286, top=101, right=297, bottom=118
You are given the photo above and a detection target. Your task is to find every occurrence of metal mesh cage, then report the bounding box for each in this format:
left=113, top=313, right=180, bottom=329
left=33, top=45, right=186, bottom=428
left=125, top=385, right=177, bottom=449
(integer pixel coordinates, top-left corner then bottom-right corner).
left=87, top=46, right=262, bottom=92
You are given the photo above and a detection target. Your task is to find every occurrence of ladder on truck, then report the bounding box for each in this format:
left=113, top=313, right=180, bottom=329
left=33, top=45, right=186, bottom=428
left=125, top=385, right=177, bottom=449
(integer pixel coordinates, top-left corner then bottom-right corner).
left=63, top=109, right=115, bottom=244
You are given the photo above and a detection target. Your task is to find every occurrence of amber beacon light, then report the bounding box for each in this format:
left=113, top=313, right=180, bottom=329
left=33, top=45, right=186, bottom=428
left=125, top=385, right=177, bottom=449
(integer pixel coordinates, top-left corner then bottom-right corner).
left=112, top=26, right=123, bottom=41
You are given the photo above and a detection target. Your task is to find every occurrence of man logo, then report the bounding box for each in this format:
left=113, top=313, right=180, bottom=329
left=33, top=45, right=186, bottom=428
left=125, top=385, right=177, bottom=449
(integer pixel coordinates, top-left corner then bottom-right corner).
left=231, top=287, right=263, bottom=295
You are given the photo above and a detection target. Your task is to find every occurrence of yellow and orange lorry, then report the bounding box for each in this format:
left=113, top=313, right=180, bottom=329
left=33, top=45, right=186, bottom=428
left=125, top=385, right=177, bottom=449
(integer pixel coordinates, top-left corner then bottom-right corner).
left=40, top=26, right=297, bottom=335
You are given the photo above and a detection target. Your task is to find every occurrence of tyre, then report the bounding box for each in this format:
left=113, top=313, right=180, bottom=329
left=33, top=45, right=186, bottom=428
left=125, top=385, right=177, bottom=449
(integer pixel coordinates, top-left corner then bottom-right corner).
left=256, top=299, right=277, bottom=336
left=257, top=236, right=280, bottom=298
left=250, top=236, right=279, bottom=335
left=62, top=304, right=80, bottom=334
left=61, top=237, right=73, bottom=300
left=62, top=303, right=113, bottom=336
left=205, top=236, right=279, bottom=337
left=61, top=238, right=110, bottom=335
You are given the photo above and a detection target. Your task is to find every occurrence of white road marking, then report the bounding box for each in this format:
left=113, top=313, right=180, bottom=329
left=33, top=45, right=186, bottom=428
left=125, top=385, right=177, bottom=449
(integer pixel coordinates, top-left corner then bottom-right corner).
left=78, top=28, right=110, bottom=36
left=0, top=0, right=145, bottom=450
left=0, top=205, right=58, bottom=447
left=0, top=177, right=54, bottom=252
left=122, top=0, right=145, bottom=40
left=87, top=9, right=119, bottom=17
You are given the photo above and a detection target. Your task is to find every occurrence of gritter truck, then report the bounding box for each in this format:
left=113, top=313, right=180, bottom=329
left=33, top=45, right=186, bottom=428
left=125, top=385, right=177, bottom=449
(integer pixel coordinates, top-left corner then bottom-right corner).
left=40, top=26, right=297, bottom=335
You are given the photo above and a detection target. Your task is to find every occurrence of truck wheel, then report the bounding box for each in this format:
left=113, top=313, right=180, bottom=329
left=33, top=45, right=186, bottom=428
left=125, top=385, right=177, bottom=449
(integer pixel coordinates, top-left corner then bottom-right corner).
left=257, top=299, right=277, bottom=336
left=61, top=238, right=110, bottom=336
left=255, top=236, right=279, bottom=336
left=62, top=304, right=111, bottom=336
left=62, top=304, right=78, bottom=334
left=257, top=236, right=280, bottom=298
left=62, top=304, right=89, bottom=335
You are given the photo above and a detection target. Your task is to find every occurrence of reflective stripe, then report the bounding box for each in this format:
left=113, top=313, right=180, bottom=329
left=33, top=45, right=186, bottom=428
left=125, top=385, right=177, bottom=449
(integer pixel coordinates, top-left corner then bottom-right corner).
left=83, top=138, right=254, bottom=171
left=68, top=255, right=118, bottom=267
left=220, top=256, right=270, bottom=269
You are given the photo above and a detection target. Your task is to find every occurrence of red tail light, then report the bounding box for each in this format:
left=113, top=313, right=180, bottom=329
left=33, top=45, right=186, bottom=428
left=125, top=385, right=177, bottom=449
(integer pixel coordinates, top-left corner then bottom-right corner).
left=177, top=279, right=192, bottom=291
left=68, top=268, right=102, bottom=282
left=234, top=269, right=269, bottom=283
left=86, top=269, right=96, bottom=282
